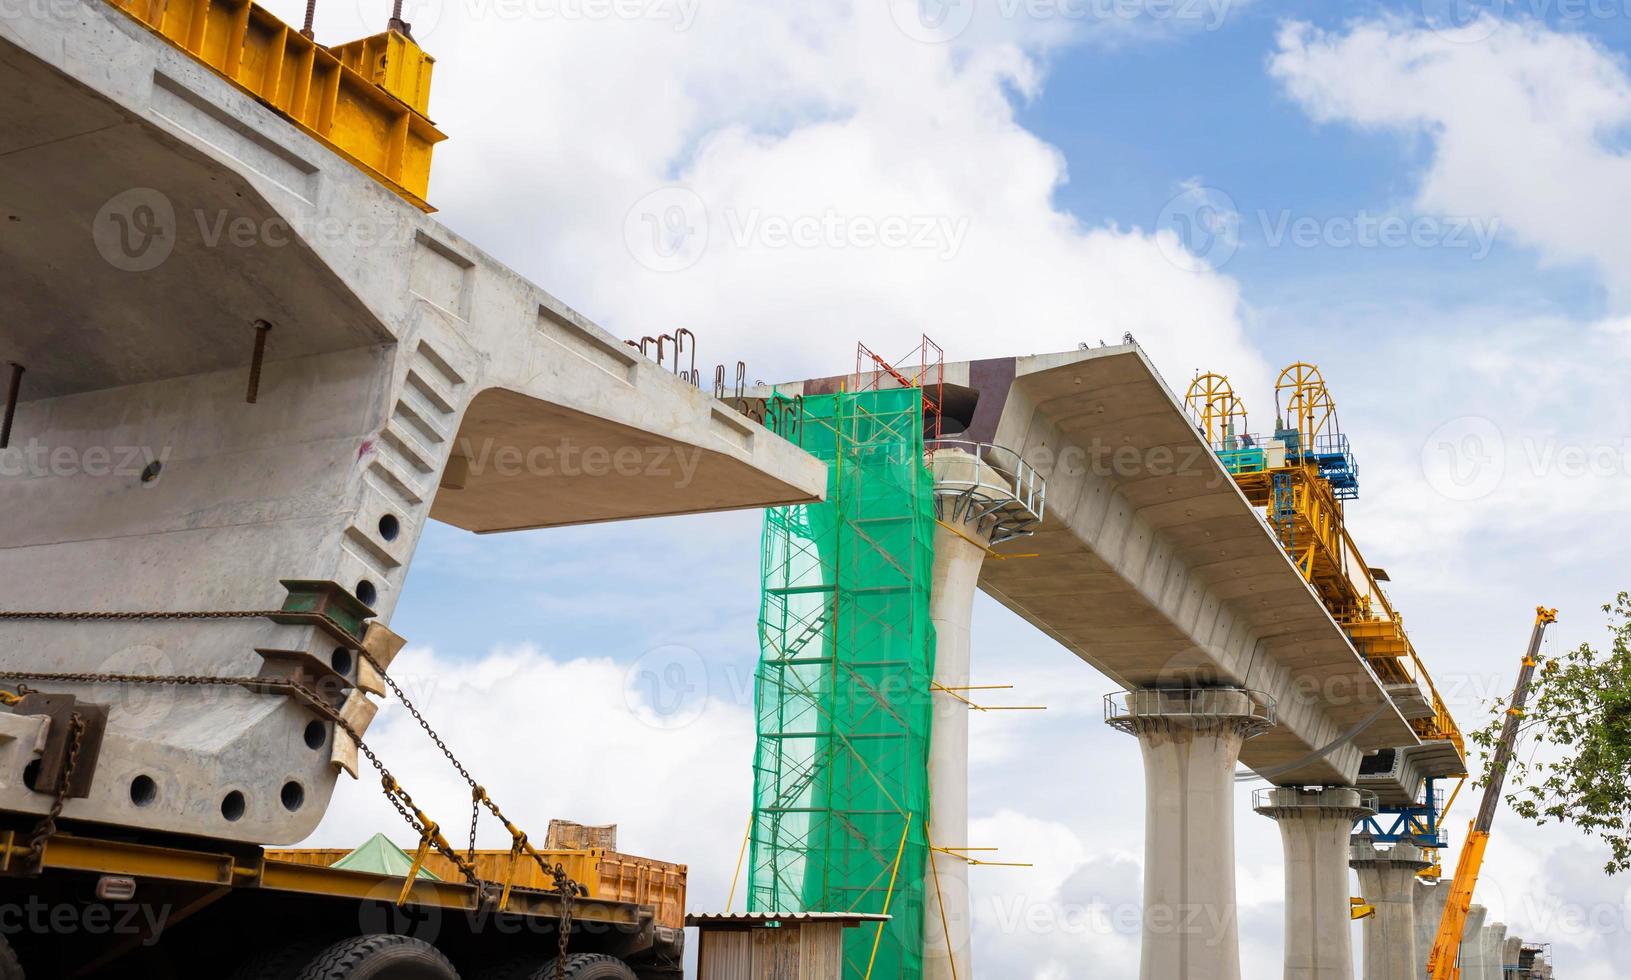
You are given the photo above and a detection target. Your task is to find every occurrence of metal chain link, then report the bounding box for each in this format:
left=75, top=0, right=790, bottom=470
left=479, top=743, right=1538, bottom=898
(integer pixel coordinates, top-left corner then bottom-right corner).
left=0, top=609, right=283, bottom=622
left=0, top=668, right=489, bottom=893
left=356, top=649, right=582, bottom=958
left=24, top=711, right=84, bottom=868
left=1, top=640, right=582, bottom=954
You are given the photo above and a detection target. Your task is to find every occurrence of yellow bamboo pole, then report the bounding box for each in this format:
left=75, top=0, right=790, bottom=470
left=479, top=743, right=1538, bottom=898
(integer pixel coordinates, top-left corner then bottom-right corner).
left=726, top=812, right=753, bottom=913
left=925, top=825, right=959, bottom=980
left=864, top=813, right=913, bottom=980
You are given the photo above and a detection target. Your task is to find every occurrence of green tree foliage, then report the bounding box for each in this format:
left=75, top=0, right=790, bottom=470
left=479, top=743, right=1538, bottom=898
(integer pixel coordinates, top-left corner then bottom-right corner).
left=1469, top=593, right=1631, bottom=873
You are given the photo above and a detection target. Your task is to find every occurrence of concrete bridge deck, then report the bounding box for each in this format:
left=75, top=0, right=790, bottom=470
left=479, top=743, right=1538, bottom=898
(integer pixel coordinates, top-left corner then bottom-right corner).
left=776, top=345, right=1418, bottom=787
left=0, top=0, right=823, bottom=845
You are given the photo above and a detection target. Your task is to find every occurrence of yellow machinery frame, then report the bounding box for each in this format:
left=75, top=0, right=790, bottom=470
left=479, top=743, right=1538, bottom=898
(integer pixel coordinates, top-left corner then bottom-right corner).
left=105, top=0, right=446, bottom=210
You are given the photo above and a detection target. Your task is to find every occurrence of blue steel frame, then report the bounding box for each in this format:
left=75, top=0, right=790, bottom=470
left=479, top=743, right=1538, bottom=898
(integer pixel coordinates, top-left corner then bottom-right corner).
left=1355, top=777, right=1448, bottom=848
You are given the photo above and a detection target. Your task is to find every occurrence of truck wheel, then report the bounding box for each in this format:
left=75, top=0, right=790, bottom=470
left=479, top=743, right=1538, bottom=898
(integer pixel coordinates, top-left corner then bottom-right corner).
left=296, top=935, right=459, bottom=980
left=0, top=934, right=22, bottom=980
left=228, top=943, right=324, bottom=980
left=530, top=954, right=637, bottom=980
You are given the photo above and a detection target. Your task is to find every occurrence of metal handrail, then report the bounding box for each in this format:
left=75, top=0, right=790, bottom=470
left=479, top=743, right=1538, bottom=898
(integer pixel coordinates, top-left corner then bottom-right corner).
left=1251, top=786, right=1379, bottom=814
left=925, top=439, right=1046, bottom=522
left=1103, top=688, right=1277, bottom=733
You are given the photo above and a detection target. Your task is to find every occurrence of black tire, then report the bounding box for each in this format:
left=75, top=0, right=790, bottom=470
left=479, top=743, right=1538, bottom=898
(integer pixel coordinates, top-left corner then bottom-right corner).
left=295, top=935, right=459, bottom=980
left=0, top=934, right=22, bottom=980
left=226, top=943, right=324, bottom=980
left=529, top=954, right=637, bottom=980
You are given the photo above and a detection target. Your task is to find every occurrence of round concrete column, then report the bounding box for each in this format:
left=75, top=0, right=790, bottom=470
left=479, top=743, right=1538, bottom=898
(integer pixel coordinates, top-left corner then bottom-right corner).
left=1350, top=838, right=1430, bottom=980
left=922, top=519, right=988, bottom=980
left=1460, top=905, right=1489, bottom=978
left=1413, top=877, right=1450, bottom=977
left=1253, top=787, right=1377, bottom=980
left=1107, top=688, right=1274, bottom=980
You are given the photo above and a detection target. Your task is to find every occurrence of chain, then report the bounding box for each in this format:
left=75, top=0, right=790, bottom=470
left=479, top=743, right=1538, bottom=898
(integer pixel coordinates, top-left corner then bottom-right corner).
left=0, top=651, right=580, bottom=945
left=357, top=649, right=581, bottom=952
left=0, top=668, right=488, bottom=895
left=0, top=609, right=282, bottom=622
left=24, top=712, right=84, bottom=869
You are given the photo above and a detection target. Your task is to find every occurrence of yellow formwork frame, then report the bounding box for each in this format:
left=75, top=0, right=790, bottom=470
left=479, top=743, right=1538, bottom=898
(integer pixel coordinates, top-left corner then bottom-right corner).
left=104, top=0, right=446, bottom=210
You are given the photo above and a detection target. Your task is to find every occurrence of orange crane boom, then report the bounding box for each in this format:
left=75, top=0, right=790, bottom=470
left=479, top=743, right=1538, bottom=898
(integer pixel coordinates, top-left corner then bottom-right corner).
left=1426, top=606, right=1557, bottom=980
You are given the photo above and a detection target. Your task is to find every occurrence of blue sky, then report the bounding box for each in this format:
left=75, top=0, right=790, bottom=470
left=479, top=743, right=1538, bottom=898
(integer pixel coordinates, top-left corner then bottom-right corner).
left=271, top=0, right=1631, bottom=974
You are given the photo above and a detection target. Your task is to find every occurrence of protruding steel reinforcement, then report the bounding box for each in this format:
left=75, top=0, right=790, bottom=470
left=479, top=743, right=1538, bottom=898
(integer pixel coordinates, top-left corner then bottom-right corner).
left=246, top=321, right=272, bottom=404
left=1, top=362, right=23, bottom=449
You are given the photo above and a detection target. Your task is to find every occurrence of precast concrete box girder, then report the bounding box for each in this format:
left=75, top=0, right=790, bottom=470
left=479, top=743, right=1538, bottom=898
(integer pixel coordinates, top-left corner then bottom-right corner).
left=775, top=347, right=1419, bottom=786
left=0, top=2, right=824, bottom=845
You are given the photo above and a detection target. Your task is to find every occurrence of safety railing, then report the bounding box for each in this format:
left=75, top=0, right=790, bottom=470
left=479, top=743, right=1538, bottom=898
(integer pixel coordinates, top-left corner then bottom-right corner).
left=925, top=439, right=1046, bottom=523
left=1251, top=786, right=1378, bottom=814
left=1103, top=688, right=1277, bottom=735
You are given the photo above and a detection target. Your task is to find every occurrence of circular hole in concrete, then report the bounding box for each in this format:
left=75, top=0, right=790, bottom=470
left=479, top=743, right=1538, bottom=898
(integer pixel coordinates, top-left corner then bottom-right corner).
left=130, top=775, right=157, bottom=807
left=220, top=790, right=246, bottom=822
left=331, top=647, right=353, bottom=676
left=280, top=781, right=305, bottom=812
left=355, top=580, right=377, bottom=608
left=22, top=760, right=40, bottom=792
left=140, top=460, right=162, bottom=483
left=377, top=514, right=400, bottom=541
left=304, top=720, right=326, bottom=750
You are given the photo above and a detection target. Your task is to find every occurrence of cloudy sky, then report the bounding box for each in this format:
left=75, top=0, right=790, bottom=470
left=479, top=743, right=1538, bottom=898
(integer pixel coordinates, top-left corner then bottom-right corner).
left=259, top=0, right=1631, bottom=974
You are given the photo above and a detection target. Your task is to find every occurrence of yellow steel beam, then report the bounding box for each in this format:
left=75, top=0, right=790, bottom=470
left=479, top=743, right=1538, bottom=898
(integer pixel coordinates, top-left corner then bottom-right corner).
left=103, top=0, right=445, bottom=210
left=4, top=831, right=643, bottom=926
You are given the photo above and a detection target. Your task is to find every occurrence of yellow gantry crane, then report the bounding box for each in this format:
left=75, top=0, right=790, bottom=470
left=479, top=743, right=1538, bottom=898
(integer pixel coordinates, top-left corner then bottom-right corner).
left=1426, top=606, right=1558, bottom=980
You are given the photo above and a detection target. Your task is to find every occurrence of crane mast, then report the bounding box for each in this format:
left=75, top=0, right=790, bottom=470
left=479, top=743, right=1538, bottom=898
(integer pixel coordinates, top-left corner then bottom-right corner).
left=1426, top=606, right=1558, bottom=980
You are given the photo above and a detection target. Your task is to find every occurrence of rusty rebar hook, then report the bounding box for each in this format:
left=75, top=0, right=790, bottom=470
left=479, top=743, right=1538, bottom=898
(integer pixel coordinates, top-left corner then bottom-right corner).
left=674, top=328, right=696, bottom=379
left=734, top=361, right=747, bottom=400
left=1, top=362, right=23, bottom=450
left=246, top=320, right=273, bottom=404
left=713, top=365, right=726, bottom=399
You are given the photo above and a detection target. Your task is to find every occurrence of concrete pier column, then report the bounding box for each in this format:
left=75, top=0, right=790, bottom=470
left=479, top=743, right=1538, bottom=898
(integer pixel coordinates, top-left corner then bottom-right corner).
left=1253, top=786, right=1377, bottom=980
left=1481, top=923, right=1507, bottom=980
left=1413, top=878, right=1450, bottom=977
left=1106, top=688, right=1275, bottom=980
left=1460, top=905, right=1488, bottom=978
left=922, top=443, right=1042, bottom=980
left=921, top=518, right=989, bottom=980
left=1351, top=838, right=1431, bottom=980
left=1503, top=936, right=1523, bottom=978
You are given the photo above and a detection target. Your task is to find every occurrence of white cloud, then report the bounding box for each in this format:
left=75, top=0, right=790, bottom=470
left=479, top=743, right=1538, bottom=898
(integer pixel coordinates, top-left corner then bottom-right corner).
left=307, top=644, right=756, bottom=917
left=264, top=0, right=1265, bottom=389
left=1270, top=17, right=1631, bottom=304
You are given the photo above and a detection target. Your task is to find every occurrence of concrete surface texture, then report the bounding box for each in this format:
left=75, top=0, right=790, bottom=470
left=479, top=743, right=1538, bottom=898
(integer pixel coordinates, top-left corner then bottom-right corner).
left=1503, top=936, right=1523, bottom=975
left=1480, top=923, right=1507, bottom=980
left=1253, top=787, right=1376, bottom=980
left=1351, top=838, right=1431, bottom=980
left=1412, top=878, right=1452, bottom=977
left=1461, top=905, right=1489, bottom=978
left=0, top=2, right=823, bottom=844
left=775, top=349, right=1419, bottom=790
left=922, top=509, right=988, bottom=980
left=1107, top=688, right=1272, bottom=980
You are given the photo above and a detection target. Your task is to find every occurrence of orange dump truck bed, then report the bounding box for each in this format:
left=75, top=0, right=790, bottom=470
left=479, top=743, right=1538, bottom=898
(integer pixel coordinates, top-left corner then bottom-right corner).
left=267, top=845, right=686, bottom=930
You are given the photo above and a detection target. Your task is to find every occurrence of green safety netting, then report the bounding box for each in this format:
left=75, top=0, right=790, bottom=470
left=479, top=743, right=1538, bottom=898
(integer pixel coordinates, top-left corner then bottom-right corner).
left=749, top=388, right=936, bottom=980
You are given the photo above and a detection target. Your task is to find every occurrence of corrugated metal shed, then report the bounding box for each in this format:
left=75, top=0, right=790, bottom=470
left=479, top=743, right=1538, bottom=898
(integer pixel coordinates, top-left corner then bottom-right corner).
left=686, top=913, right=889, bottom=980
